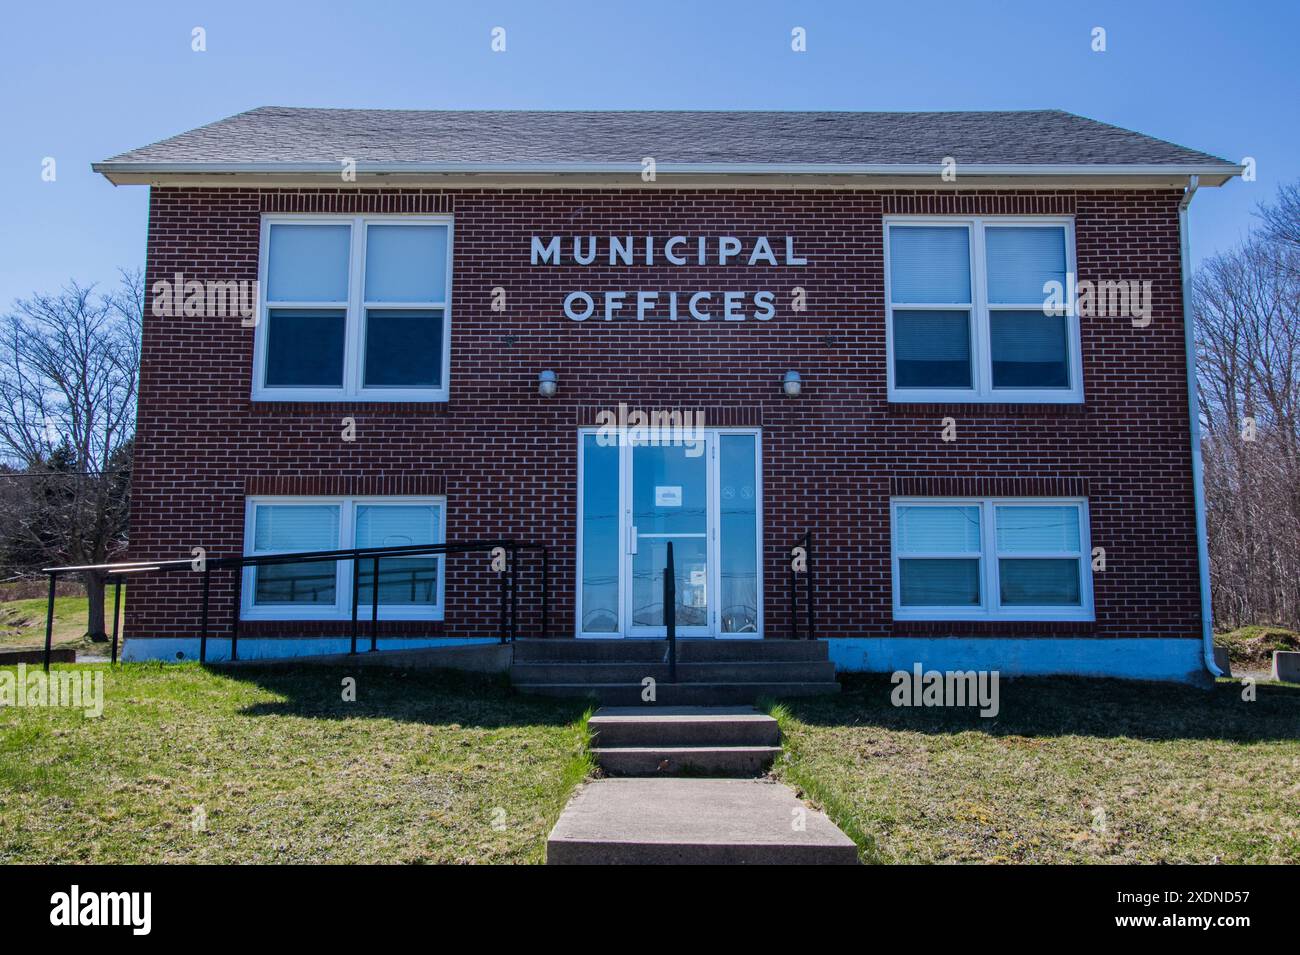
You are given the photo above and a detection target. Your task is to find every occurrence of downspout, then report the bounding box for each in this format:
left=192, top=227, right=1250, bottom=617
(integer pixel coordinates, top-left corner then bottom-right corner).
left=1178, top=175, right=1223, bottom=678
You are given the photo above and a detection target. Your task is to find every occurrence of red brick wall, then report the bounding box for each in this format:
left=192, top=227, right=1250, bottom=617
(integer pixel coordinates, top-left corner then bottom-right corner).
left=126, top=186, right=1201, bottom=642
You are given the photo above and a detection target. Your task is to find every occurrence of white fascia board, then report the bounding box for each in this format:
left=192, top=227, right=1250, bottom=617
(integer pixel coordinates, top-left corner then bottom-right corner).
left=93, top=160, right=1245, bottom=187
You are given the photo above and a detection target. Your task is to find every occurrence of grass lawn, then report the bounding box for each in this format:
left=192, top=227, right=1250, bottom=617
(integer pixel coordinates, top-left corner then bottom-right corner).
left=768, top=674, right=1300, bottom=865
left=0, top=592, right=123, bottom=653
left=0, top=663, right=592, bottom=864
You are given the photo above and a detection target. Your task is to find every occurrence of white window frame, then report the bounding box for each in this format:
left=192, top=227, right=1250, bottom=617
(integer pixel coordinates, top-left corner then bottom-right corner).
left=890, top=497, right=1094, bottom=622
left=884, top=216, right=1083, bottom=403
left=253, top=215, right=454, bottom=402
left=242, top=496, right=447, bottom=621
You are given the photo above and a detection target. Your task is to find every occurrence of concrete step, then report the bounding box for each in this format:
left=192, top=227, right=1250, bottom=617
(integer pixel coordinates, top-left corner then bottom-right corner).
left=593, top=745, right=781, bottom=776
left=520, top=681, right=840, bottom=705
left=511, top=660, right=836, bottom=684
left=547, top=778, right=859, bottom=865
left=589, top=706, right=781, bottom=748
left=512, top=638, right=828, bottom=664
left=514, top=640, right=669, bottom=663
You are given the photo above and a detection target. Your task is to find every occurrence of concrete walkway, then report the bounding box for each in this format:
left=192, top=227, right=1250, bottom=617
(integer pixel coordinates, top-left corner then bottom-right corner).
left=548, top=778, right=858, bottom=864
left=547, top=706, right=859, bottom=864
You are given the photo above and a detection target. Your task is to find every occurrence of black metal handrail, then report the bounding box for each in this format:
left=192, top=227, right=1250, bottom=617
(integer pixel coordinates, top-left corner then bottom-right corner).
left=789, top=531, right=816, bottom=640
left=664, top=540, right=677, bottom=683
left=39, top=539, right=548, bottom=670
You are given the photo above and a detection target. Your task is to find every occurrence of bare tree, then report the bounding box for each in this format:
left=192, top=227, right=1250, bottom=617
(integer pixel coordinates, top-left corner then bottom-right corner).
left=0, top=271, right=141, bottom=639
left=1195, top=184, right=1300, bottom=632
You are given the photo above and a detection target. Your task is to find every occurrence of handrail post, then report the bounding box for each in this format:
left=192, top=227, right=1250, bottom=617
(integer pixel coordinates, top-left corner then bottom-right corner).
left=350, top=554, right=360, bottom=655
left=370, top=555, right=380, bottom=652
left=509, top=544, right=518, bottom=643
left=805, top=531, right=815, bottom=641
left=43, top=572, right=56, bottom=673
left=498, top=550, right=509, bottom=645
left=664, top=541, right=676, bottom=683
left=540, top=546, right=549, bottom=639
left=789, top=546, right=798, bottom=640
left=110, top=579, right=122, bottom=665
left=199, top=565, right=211, bottom=663
left=230, top=564, right=243, bottom=662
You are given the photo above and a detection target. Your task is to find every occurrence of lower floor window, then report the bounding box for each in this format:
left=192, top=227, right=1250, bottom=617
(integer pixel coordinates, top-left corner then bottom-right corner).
left=243, top=496, right=445, bottom=620
left=891, top=497, right=1092, bottom=621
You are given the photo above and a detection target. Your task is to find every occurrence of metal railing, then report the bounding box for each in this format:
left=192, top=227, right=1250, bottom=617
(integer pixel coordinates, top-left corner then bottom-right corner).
left=39, top=539, right=548, bottom=671
left=789, top=531, right=816, bottom=640
left=664, top=540, right=677, bottom=683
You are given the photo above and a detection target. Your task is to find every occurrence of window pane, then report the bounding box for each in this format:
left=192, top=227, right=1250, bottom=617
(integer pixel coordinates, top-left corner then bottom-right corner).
left=889, top=226, right=971, bottom=304
left=633, top=537, right=709, bottom=628
left=363, top=309, right=443, bottom=388
left=999, top=558, right=1081, bottom=605
left=632, top=442, right=706, bottom=536
left=985, top=226, right=1067, bottom=304
left=896, top=505, right=981, bottom=553
left=364, top=225, right=448, bottom=302
left=252, top=504, right=341, bottom=607
left=356, top=504, right=441, bottom=607
left=991, top=311, right=1070, bottom=389
left=265, top=309, right=346, bottom=387
left=254, top=505, right=341, bottom=551
left=254, top=563, right=338, bottom=605
left=893, top=310, right=971, bottom=388
left=267, top=224, right=351, bottom=302
left=995, top=506, right=1081, bottom=552
left=899, top=559, right=981, bottom=606
left=719, top=434, right=759, bottom=634
left=581, top=436, right=620, bottom=633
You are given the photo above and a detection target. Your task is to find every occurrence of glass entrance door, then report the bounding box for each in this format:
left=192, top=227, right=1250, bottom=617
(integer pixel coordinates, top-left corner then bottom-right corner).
left=628, top=439, right=712, bottom=636
left=577, top=429, right=762, bottom=638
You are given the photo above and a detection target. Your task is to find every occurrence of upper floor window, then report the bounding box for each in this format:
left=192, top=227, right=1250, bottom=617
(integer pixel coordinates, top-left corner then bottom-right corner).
left=885, top=217, right=1082, bottom=403
left=254, top=216, right=452, bottom=401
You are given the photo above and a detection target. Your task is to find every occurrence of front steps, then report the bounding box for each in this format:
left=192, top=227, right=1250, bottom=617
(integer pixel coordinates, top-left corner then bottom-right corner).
left=589, top=706, right=781, bottom=776
left=511, top=639, right=839, bottom=704
left=548, top=706, right=859, bottom=863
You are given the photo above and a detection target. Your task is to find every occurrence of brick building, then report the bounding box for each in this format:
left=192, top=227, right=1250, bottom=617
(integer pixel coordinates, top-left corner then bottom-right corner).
left=94, top=109, right=1240, bottom=681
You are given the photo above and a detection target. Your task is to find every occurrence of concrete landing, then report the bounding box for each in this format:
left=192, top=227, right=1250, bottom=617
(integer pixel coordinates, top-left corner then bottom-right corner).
left=546, top=778, right=859, bottom=865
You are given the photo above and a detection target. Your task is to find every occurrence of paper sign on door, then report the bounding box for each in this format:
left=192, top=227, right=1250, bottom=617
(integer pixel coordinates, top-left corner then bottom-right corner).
left=655, top=486, right=683, bottom=507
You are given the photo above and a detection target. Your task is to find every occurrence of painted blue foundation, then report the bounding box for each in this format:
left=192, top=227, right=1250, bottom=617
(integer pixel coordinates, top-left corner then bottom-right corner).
left=121, top=636, right=498, bottom=663
left=824, top=637, right=1207, bottom=684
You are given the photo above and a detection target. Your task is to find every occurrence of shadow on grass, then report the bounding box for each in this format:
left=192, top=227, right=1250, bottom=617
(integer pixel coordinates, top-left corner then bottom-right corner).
left=779, top=674, right=1300, bottom=743
left=210, top=662, right=591, bottom=730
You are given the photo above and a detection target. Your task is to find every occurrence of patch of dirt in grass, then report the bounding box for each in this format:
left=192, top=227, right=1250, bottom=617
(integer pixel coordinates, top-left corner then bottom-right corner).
left=1216, top=626, right=1300, bottom=669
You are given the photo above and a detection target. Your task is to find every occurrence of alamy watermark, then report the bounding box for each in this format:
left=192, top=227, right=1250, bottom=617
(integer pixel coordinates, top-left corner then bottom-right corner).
left=890, top=663, right=1000, bottom=718
left=50, top=885, right=150, bottom=935
left=0, top=664, right=103, bottom=718
left=594, top=403, right=706, bottom=457
left=1042, top=273, right=1153, bottom=327
left=151, top=273, right=258, bottom=325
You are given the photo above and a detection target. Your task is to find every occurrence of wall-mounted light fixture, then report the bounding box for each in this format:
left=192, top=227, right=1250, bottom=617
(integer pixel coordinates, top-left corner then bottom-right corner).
left=538, top=369, right=558, bottom=398
left=783, top=370, right=802, bottom=398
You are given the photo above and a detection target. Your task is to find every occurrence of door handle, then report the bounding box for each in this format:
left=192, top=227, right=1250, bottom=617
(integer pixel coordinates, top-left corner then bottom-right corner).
left=629, top=525, right=638, bottom=555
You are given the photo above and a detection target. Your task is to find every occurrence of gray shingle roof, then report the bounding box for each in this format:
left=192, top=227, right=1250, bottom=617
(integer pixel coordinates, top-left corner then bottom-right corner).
left=98, top=107, right=1234, bottom=171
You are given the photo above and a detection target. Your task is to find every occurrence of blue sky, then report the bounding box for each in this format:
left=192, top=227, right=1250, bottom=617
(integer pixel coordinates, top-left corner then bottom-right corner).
left=1, top=0, right=1295, bottom=308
